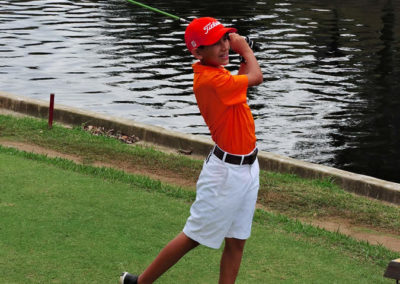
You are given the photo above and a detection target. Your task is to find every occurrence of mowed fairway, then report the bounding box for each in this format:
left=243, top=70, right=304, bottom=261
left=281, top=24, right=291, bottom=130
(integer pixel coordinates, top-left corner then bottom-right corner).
left=0, top=149, right=395, bottom=283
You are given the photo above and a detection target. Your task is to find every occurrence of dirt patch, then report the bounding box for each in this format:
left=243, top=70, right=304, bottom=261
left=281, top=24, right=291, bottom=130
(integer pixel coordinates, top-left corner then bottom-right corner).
left=1, top=140, right=399, bottom=252
left=307, top=218, right=400, bottom=252
left=92, top=160, right=196, bottom=189
left=0, top=140, right=196, bottom=190
left=1, top=141, right=83, bottom=164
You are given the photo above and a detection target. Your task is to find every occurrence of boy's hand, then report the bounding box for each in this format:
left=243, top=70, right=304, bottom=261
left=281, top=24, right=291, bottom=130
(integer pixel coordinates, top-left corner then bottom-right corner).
left=228, top=33, right=252, bottom=56
left=229, top=33, right=263, bottom=87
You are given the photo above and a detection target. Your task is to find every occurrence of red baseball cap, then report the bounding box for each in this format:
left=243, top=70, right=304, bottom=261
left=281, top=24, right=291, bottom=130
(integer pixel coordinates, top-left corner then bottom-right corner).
left=185, top=17, right=237, bottom=51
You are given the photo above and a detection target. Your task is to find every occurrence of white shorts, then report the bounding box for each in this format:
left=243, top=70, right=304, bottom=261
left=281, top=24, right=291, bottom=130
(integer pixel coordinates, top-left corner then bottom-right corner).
left=183, top=149, right=260, bottom=249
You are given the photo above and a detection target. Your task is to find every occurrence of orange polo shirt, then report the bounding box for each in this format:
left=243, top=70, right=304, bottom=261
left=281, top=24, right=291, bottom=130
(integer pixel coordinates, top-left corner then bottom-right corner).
left=192, top=62, right=256, bottom=155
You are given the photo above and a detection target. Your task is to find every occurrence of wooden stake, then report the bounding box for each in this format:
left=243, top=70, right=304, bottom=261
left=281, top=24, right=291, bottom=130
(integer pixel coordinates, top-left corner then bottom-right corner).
left=48, top=93, right=54, bottom=129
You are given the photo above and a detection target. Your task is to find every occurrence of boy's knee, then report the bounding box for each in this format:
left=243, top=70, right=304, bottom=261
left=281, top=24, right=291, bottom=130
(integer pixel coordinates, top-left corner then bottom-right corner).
left=224, top=238, right=246, bottom=252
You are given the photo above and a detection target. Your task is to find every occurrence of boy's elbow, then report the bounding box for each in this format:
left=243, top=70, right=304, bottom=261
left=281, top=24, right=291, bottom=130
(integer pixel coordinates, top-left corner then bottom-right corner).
left=248, top=72, right=263, bottom=86
left=255, top=73, right=263, bottom=85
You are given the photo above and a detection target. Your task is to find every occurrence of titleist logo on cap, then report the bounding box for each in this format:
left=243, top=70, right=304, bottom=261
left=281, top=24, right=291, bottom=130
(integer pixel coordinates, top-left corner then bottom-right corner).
left=204, top=21, right=221, bottom=34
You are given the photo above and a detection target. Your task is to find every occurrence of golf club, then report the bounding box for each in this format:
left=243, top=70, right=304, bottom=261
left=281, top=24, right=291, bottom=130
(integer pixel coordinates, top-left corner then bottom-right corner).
left=124, top=0, right=188, bottom=23
left=122, top=0, right=259, bottom=62
left=123, top=0, right=259, bottom=53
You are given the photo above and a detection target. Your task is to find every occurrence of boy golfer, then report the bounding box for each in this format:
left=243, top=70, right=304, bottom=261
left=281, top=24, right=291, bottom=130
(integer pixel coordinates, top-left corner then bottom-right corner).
left=120, top=16, right=263, bottom=284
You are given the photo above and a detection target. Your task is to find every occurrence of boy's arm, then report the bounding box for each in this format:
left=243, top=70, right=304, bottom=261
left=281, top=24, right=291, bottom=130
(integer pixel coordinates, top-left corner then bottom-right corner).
left=229, top=33, right=263, bottom=87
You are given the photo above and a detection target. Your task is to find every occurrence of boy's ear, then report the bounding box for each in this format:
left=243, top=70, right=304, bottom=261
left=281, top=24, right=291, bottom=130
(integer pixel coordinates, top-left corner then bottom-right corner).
left=191, top=48, right=203, bottom=60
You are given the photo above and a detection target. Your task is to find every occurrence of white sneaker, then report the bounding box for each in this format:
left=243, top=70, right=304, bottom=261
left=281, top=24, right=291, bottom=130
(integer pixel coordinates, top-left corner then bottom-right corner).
left=120, top=272, right=138, bottom=284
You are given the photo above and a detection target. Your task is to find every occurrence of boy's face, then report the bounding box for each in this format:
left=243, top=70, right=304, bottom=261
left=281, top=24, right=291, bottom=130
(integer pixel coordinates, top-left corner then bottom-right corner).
left=192, top=33, right=230, bottom=67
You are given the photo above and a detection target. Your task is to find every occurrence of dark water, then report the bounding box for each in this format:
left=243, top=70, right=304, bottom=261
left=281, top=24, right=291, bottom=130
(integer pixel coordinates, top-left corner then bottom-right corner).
left=1, top=0, right=399, bottom=182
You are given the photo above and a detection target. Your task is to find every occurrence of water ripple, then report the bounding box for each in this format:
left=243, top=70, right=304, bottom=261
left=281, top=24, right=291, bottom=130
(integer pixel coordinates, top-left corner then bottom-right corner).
left=1, top=0, right=400, bottom=182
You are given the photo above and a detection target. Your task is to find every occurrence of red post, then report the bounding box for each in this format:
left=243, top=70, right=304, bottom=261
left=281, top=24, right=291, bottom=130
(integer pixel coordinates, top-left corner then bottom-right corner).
left=48, top=93, right=54, bottom=129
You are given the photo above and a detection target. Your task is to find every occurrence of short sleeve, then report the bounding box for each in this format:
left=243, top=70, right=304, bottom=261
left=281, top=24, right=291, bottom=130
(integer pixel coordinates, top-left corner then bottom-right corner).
left=212, top=73, right=248, bottom=106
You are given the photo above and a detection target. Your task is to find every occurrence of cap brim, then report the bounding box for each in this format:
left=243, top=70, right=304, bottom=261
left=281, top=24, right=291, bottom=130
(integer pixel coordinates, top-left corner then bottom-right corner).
left=202, top=27, right=237, bottom=46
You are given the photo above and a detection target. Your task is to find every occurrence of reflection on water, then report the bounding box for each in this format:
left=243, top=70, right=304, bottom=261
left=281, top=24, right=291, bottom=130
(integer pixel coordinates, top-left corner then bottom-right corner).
left=1, top=0, right=399, bottom=182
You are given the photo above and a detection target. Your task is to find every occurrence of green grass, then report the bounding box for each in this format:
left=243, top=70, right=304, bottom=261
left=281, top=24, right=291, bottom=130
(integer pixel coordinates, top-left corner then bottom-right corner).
left=0, top=150, right=193, bottom=283
left=0, top=147, right=398, bottom=283
left=1, top=114, right=399, bottom=235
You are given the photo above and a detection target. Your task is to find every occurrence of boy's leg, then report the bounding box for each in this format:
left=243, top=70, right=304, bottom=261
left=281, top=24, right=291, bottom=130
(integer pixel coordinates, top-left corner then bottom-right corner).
left=219, top=238, right=246, bottom=284
left=138, top=232, right=199, bottom=284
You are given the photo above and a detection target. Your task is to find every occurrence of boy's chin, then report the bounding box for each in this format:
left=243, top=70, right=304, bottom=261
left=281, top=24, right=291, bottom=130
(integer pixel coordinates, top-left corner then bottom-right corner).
left=220, top=57, right=230, bottom=65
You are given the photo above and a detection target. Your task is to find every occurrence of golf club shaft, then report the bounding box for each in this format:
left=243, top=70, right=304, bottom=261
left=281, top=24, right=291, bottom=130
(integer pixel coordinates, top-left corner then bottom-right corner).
left=124, top=0, right=188, bottom=23
left=123, top=0, right=258, bottom=53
